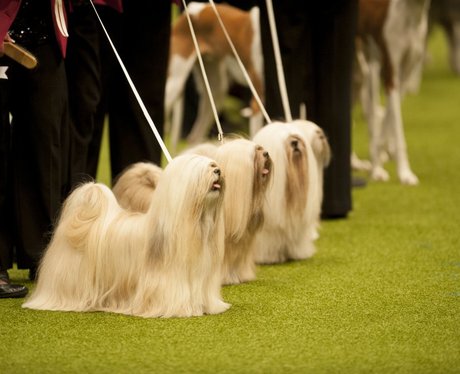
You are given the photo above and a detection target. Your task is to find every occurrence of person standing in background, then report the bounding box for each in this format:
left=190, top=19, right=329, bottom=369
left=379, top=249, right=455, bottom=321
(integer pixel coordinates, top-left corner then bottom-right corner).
left=86, top=1, right=172, bottom=181
left=257, top=0, right=358, bottom=219
left=65, top=0, right=122, bottom=187
left=0, top=0, right=71, bottom=288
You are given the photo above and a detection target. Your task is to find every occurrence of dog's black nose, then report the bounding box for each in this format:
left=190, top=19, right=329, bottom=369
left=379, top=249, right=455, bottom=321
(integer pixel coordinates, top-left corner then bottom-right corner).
left=214, top=168, right=221, bottom=176
left=263, top=151, right=269, bottom=158
left=291, top=140, right=298, bottom=148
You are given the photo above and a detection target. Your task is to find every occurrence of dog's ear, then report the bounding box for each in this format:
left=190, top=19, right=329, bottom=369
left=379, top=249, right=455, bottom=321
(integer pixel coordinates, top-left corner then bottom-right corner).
left=319, top=132, right=332, bottom=167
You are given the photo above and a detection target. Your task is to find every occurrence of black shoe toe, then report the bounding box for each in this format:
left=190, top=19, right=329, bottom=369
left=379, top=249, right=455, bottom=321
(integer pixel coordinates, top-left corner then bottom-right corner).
left=0, top=283, right=29, bottom=298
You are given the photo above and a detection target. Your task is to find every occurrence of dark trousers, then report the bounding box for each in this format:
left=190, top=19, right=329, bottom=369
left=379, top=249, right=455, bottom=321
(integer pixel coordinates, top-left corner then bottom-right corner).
left=88, top=2, right=171, bottom=181
left=259, top=1, right=357, bottom=217
left=66, top=2, right=103, bottom=187
left=0, top=75, right=13, bottom=271
left=0, top=43, right=69, bottom=270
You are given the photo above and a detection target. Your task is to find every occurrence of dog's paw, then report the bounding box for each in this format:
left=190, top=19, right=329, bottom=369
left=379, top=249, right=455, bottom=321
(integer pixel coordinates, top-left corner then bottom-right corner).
left=398, top=169, right=419, bottom=185
left=351, top=153, right=372, bottom=172
left=371, top=166, right=390, bottom=182
left=238, top=266, right=257, bottom=283
left=205, top=300, right=231, bottom=315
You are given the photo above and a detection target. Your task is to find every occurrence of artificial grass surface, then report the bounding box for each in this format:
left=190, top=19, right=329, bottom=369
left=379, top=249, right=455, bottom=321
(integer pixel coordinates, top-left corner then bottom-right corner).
left=1, top=28, right=459, bottom=373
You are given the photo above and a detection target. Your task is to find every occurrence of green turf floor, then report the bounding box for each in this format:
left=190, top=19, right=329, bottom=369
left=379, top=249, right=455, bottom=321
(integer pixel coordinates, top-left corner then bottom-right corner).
left=1, top=28, right=459, bottom=374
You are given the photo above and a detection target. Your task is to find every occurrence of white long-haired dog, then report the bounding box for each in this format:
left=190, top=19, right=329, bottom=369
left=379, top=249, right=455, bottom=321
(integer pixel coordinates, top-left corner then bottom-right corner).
left=211, top=138, right=272, bottom=285
left=251, top=121, right=330, bottom=264
left=23, top=154, right=229, bottom=318
left=289, top=120, right=331, bottom=241
left=112, top=162, right=163, bottom=213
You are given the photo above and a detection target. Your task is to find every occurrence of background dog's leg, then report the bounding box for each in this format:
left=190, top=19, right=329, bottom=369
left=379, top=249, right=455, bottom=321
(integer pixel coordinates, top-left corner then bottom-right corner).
left=249, top=111, right=263, bottom=137
left=362, top=50, right=389, bottom=182
left=165, top=54, right=197, bottom=145
left=384, top=88, right=419, bottom=185
left=170, top=94, right=184, bottom=154
left=187, top=61, right=228, bottom=144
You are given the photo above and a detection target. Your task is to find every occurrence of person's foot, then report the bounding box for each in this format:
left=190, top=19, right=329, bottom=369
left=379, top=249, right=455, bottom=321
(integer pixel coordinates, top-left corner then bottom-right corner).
left=0, top=270, right=28, bottom=298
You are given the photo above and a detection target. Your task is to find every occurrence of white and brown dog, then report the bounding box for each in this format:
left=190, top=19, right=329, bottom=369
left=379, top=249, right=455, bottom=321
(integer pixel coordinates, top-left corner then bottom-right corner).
left=251, top=121, right=330, bottom=264
left=23, top=154, right=229, bottom=318
left=165, top=2, right=264, bottom=151
left=354, top=0, right=430, bottom=185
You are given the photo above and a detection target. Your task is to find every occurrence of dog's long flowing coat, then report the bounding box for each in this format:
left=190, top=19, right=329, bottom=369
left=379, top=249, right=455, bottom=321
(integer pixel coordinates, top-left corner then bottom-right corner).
left=23, top=154, right=229, bottom=318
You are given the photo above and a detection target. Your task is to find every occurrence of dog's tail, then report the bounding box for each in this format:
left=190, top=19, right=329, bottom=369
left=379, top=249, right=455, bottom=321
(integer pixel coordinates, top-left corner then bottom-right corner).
left=112, top=162, right=162, bottom=213
left=22, top=182, right=118, bottom=312
left=59, top=182, right=116, bottom=251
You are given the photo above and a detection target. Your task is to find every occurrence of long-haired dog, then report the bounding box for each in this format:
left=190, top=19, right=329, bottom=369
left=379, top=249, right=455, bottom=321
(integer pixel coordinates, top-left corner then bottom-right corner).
left=112, top=162, right=163, bottom=213
left=211, top=138, right=272, bottom=285
left=251, top=121, right=329, bottom=264
left=23, top=154, right=230, bottom=318
left=289, top=120, right=331, bottom=241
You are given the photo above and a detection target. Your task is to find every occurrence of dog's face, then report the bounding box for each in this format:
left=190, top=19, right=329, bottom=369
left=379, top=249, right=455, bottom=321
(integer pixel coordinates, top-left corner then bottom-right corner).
left=284, top=134, right=309, bottom=213
left=253, top=144, right=272, bottom=197
left=292, top=120, right=331, bottom=168
left=151, top=154, right=225, bottom=220
left=205, top=160, right=225, bottom=204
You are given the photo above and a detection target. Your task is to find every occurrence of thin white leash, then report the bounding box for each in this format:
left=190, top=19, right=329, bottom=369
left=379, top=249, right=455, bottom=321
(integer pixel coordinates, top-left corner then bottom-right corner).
left=265, top=0, right=293, bottom=122
left=89, top=0, right=173, bottom=163
left=207, top=0, right=271, bottom=125
left=181, top=0, right=225, bottom=143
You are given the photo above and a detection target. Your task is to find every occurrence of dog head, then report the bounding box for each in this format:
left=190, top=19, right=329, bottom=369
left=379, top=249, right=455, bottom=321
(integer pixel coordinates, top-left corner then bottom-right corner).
left=253, top=123, right=310, bottom=217
left=151, top=154, right=224, bottom=220
left=291, top=119, right=331, bottom=168
left=214, top=138, right=272, bottom=239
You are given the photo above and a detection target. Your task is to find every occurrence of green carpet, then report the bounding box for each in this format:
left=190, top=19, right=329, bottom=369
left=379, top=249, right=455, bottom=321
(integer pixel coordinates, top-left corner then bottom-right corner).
left=1, top=28, right=459, bottom=374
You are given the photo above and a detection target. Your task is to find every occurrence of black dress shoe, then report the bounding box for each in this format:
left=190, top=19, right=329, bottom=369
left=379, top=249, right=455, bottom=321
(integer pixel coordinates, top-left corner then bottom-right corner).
left=0, top=283, right=29, bottom=298
left=0, top=270, right=28, bottom=298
